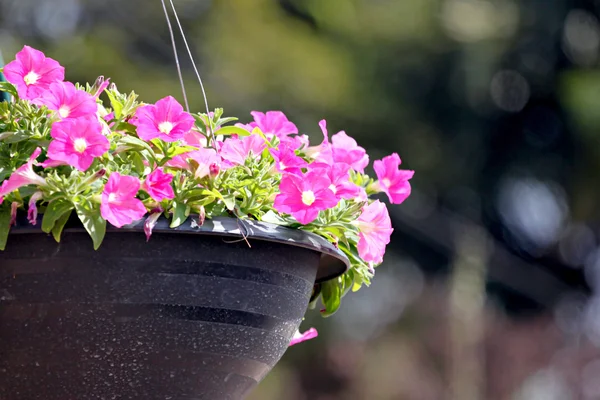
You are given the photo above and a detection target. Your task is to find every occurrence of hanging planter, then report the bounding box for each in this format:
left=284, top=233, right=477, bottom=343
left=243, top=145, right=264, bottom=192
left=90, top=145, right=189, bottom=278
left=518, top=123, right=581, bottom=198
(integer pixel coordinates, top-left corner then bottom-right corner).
left=0, top=37, right=413, bottom=400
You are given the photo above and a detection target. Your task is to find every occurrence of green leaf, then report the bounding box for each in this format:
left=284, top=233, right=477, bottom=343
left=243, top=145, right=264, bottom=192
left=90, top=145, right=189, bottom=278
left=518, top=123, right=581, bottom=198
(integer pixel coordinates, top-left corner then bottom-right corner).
left=216, top=126, right=251, bottom=137
left=261, top=210, right=289, bottom=226
left=51, top=209, right=72, bottom=243
left=170, top=201, right=189, bottom=228
left=321, top=280, right=342, bottom=317
left=105, top=90, right=124, bottom=119
left=0, top=130, right=32, bottom=143
left=165, top=145, right=197, bottom=159
left=75, top=204, right=106, bottom=250
left=42, top=199, right=74, bottom=233
left=221, top=194, right=236, bottom=211
left=0, top=81, right=17, bottom=98
left=0, top=204, right=11, bottom=251
left=117, top=135, right=155, bottom=155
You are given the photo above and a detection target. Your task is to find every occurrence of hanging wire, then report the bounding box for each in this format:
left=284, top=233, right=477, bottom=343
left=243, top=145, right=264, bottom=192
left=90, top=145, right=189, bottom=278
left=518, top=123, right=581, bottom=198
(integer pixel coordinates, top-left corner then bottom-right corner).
left=167, top=0, right=211, bottom=118
left=160, top=0, right=190, bottom=113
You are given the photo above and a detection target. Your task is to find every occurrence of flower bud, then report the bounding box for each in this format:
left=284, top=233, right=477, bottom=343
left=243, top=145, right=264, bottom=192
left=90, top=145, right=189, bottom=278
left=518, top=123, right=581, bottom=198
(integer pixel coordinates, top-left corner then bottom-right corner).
left=209, top=163, right=220, bottom=178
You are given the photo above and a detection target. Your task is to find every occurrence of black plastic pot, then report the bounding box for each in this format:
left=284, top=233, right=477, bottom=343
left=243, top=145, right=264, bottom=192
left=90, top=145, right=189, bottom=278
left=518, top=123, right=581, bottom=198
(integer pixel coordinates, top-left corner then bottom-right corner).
left=0, top=215, right=348, bottom=400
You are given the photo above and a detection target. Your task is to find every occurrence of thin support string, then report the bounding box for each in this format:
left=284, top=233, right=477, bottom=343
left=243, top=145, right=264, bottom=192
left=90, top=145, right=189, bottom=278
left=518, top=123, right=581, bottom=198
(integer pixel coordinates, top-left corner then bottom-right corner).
left=168, top=0, right=211, bottom=118
left=160, top=0, right=190, bottom=113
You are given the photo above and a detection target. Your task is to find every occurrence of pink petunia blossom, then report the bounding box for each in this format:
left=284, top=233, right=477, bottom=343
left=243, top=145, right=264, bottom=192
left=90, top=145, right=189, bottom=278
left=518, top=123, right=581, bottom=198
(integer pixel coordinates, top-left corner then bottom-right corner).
left=142, top=169, right=175, bottom=202
left=91, top=76, right=110, bottom=99
left=27, top=191, right=44, bottom=225
left=219, top=134, right=267, bottom=168
left=47, top=117, right=109, bottom=171
left=373, top=153, right=414, bottom=204
left=166, top=147, right=220, bottom=180
left=289, top=327, right=318, bottom=346
left=0, top=148, right=47, bottom=200
left=269, top=144, right=308, bottom=175
left=38, top=81, right=98, bottom=120
left=144, top=209, right=163, bottom=242
left=310, top=163, right=362, bottom=200
left=306, top=120, right=334, bottom=164
left=306, top=120, right=369, bottom=172
left=246, top=111, right=298, bottom=138
left=132, top=96, right=194, bottom=142
left=2, top=46, right=65, bottom=100
left=354, top=200, right=394, bottom=264
left=100, top=173, right=147, bottom=228
left=238, top=111, right=310, bottom=150
left=331, top=131, right=369, bottom=172
left=274, top=170, right=338, bottom=224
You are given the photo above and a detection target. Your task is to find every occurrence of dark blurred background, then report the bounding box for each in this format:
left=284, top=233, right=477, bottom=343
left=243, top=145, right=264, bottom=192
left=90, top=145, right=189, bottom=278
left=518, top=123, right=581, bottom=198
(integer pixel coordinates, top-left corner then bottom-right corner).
left=4, top=0, right=600, bottom=398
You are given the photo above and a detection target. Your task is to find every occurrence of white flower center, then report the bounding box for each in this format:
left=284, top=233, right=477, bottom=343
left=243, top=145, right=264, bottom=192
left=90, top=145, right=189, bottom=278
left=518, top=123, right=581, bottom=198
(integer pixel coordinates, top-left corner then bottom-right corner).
left=301, top=190, right=316, bottom=206
left=73, top=138, right=88, bottom=153
left=158, top=121, right=174, bottom=135
left=58, top=105, right=70, bottom=119
left=381, top=178, right=391, bottom=188
left=107, top=193, right=117, bottom=203
left=23, top=71, right=40, bottom=86
left=329, top=184, right=337, bottom=194
left=279, top=161, right=286, bottom=171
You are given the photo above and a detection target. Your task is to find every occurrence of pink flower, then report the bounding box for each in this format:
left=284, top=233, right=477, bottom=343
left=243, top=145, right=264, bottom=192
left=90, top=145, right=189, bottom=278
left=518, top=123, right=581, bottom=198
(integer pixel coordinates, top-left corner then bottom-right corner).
left=0, top=148, right=47, bottom=199
left=307, top=120, right=369, bottom=172
left=246, top=111, right=298, bottom=138
left=306, top=120, right=334, bottom=164
left=2, top=46, right=65, bottom=100
left=373, top=153, right=414, bottom=204
left=142, top=169, right=175, bottom=202
left=355, top=200, right=394, bottom=264
left=38, top=81, right=98, bottom=119
left=311, top=163, right=361, bottom=200
left=47, top=117, right=109, bottom=171
left=27, top=191, right=44, bottom=225
left=132, top=96, right=194, bottom=142
left=91, top=76, right=110, bottom=99
left=289, top=327, right=318, bottom=346
left=144, top=209, right=162, bottom=242
left=219, top=134, right=267, bottom=168
left=274, top=170, right=338, bottom=224
left=269, top=144, right=307, bottom=175
left=100, top=173, right=147, bottom=228
left=331, top=131, right=369, bottom=172
left=167, top=147, right=220, bottom=179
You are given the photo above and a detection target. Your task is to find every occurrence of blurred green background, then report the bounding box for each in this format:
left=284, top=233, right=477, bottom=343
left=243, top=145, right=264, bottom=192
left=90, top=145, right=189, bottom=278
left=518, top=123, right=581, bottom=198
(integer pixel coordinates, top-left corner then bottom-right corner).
left=4, top=0, right=600, bottom=398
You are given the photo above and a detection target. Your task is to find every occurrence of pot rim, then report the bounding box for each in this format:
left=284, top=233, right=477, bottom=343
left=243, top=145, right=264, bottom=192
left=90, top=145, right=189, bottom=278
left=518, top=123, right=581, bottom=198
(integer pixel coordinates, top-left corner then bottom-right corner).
left=9, top=214, right=350, bottom=283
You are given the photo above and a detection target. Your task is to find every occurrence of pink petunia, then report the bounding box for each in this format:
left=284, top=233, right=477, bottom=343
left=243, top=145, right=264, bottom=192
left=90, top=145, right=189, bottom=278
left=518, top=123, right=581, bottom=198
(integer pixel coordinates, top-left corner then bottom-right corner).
left=38, top=81, right=98, bottom=120
left=100, top=173, right=147, bottom=228
left=142, top=169, right=175, bottom=202
left=289, top=327, right=318, bottom=346
left=373, top=153, right=414, bottom=204
left=166, top=147, right=220, bottom=180
left=219, top=134, right=267, bottom=168
left=132, top=96, right=194, bottom=142
left=144, top=209, right=163, bottom=242
left=354, top=200, right=394, bottom=264
left=246, top=111, right=298, bottom=138
left=331, top=131, right=369, bottom=173
left=0, top=148, right=47, bottom=200
left=47, top=117, right=109, bottom=171
left=273, top=170, right=338, bottom=224
left=269, top=144, right=307, bottom=175
left=27, top=191, right=44, bottom=225
left=2, top=46, right=65, bottom=100
left=306, top=120, right=369, bottom=172
left=310, top=163, right=362, bottom=201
